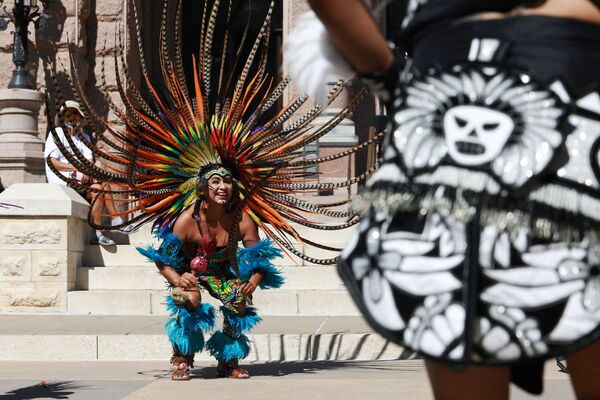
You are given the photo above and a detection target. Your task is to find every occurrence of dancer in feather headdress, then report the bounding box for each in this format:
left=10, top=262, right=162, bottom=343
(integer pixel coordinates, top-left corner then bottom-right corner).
left=44, top=0, right=380, bottom=380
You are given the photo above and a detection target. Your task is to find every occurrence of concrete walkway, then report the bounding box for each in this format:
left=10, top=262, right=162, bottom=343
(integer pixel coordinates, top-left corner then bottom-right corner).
left=0, top=360, right=575, bottom=400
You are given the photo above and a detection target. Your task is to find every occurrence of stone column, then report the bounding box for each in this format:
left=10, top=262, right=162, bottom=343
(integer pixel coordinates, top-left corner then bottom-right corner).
left=0, top=183, right=90, bottom=313
left=0, top=88, right=45, bottom=187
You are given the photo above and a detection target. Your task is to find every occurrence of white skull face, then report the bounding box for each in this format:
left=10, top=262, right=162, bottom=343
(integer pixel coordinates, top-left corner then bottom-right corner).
left=443, top=105, right=514, bottom=166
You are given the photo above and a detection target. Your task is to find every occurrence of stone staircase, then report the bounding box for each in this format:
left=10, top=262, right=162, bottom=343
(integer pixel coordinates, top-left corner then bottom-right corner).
left=0, top=186, right=410, bottom=361
left=68, top=222, right=360, bottom=316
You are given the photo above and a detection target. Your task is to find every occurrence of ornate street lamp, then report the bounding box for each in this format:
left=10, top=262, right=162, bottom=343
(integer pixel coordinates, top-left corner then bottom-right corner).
left=0, top=0, right=52, bottom=89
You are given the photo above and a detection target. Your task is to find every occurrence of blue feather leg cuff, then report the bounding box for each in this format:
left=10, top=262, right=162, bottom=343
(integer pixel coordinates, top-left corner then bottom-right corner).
left=164, top=296, right=216, bottom=356
left=205, top=331, right=251, bottom=362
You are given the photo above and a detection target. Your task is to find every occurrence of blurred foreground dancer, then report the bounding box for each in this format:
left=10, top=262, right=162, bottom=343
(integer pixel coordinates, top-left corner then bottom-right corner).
left=304, top=0, right=600, bottom=398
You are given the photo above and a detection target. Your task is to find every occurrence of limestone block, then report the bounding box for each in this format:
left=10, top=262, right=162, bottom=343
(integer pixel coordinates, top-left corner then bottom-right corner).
left=0, top=30, right=11, bottom=52
left=84, top=244, right=150, bottom=268
left=97, top=334, right=168, bottom=361
left=107, top=91, right=125, bottom=123
left=96, top=0, right=124, bottom=17
left=252, top=290, right=299, bottom=315
left=299, top=333, right=404, bottom=361
left=32, top=252, right=65, bottom=278
left=0, top=184, right=89, bottom=220
left=0, top=52, right=14, bottom=97
left=278, top=266, right=344, bottom=291
left=251, top=333, right=304, bottom=361
left=60, top=17, right=88, bottom=55
left=72, top=56, right=90, bottom=85
left=63, top=0, right=78, bottom=17
left=0, top=219, right=66, bottom=248
left=0, top=282, right=67, bottom=312
left=63, top=0, right=91, bottom=19
left=94, top=57, right=118, bottom=91
left=0, top=335, right=97, bottom=360
left=297, top=290, right=360, bottom=315
left=31, top=250, right=77, bottom=282
left=67, top=290, right=152, bottom=314
left=0, top=251, right=31, bottom=281
left=96, top=21, right=125, bottom=55
left=67, top=217, right=91, bottom=252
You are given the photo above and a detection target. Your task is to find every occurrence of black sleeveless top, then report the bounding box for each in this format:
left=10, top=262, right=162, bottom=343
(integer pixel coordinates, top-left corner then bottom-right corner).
left=401, top=0, right=600, bottom=45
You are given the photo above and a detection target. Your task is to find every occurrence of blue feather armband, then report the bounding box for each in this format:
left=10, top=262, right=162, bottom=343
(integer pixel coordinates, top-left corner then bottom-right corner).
left=137, top=231, right=185, bottom=272
left=237, top=239, right=284, bottom=289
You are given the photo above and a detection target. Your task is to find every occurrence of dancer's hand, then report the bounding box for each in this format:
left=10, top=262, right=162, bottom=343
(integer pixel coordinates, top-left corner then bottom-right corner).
left=178, top=272, right=197, bottom=289
left=240, top=282, right=257, bottom=296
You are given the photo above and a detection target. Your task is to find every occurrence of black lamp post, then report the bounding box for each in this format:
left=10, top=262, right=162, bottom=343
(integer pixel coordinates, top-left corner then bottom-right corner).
left=0, top=0, right=52, bottom=89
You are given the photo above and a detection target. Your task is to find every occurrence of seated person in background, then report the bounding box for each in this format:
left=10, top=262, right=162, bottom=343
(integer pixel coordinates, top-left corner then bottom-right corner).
left=44, top=100, right=123, bottom=246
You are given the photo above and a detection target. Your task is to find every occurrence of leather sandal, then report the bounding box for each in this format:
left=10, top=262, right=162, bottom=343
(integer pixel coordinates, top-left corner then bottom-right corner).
left=216, top=360, right=250, bottom=379
left=171, top=354, right=193, bottom=381
left=172, top=362, right=191, bottom=381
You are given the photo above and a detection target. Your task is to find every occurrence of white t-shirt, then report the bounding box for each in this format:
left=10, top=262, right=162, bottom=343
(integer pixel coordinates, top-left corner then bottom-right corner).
left=44, top=127, right=93, bottom=185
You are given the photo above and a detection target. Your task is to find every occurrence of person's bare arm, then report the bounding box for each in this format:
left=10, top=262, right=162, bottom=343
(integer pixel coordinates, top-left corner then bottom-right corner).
left=239, top=212, right=263, bottom=296
left=156, top=211, right=198, bottom=289
left=50, top=157, right=76, bottom=172
left=239, top=212, right=260, bottom=248
left=307, top=0, right=393, bottom=73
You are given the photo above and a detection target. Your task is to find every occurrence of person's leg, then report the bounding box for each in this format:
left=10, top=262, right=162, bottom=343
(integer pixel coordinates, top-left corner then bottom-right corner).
left=206, top=278, right=257, bottom=379
left=568, top=340, right=600, bottom=399
left=85, top=184, right=115, bottom=245
left=425, top=358, right=510, bottom=400
left=101, top=183, right=119, bottom=215
left=217, top=301, right=251, bottom=379
left=87, top=184, right=105, bottom=226
left=167, top=288, right=215, bottom=381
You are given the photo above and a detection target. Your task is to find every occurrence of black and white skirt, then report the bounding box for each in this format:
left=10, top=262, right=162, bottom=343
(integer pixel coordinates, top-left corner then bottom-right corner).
left=339, top=16, right=600, bottom=373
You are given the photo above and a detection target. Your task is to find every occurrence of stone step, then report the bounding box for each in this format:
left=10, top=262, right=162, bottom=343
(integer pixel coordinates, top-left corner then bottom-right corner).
left=104, top=221, right=356, bottom=248
left=77, top=265, right=345, bottom=291
left=83, top=242, right=350, bottom=268
left=0, top=315, right=406, bottom=361
left=67, top=288, right=360, bottom=316
left=84, top=244, right=306, bottom=267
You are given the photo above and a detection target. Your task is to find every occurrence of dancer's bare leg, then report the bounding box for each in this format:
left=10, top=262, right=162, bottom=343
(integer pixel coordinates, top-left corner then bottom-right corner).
left=185, top=289, right=201, bottom=311
left=170, top=288, right=201, bottom=381
left=568, top=340, right=600, bottom=400
left=425, top=359, right=510, bottom=400
left=216, top=301, right=250, bottom=379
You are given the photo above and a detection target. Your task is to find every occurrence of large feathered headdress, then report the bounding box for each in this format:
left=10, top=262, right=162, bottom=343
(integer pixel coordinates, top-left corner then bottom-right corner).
left=45, top=0, right=381, bottom=265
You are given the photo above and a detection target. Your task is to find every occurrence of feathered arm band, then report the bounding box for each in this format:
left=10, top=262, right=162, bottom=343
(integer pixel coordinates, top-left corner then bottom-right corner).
left=137, top=231, right=185, bottom=272
left=237, top=239, right=285, bottom=290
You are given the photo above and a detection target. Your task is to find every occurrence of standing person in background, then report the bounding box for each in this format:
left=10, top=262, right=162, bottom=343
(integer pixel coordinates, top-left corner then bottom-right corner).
left=44, top=100, right=123, bottom=246
left=304, top=0, right=600, bottom=399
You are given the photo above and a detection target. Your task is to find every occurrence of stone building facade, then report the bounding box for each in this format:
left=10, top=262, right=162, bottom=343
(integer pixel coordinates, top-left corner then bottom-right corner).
left=0, top=0, right=400, bottom=189
left=0, top=1, right=407, bottom=313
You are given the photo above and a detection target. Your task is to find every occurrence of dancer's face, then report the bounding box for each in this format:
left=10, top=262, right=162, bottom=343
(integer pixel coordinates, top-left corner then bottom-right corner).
left=206, top=174, right=233, bottom=205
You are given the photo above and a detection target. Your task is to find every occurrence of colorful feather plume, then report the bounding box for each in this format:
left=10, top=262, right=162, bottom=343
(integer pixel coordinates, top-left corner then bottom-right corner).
left=44, top=0, right=382, bottom=265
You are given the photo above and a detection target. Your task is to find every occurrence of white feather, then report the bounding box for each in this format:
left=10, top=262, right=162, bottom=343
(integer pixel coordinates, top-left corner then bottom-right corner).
left=283, top=11, right=354, bottom=106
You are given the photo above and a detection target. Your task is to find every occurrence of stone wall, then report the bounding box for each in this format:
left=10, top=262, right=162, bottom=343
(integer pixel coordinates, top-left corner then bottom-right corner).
left=0, top=183, right=89, bottom=312
left=0, top=0, right=131, bottom=141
